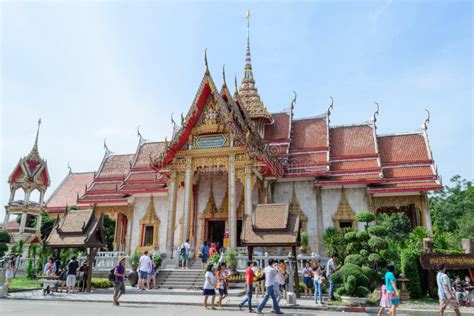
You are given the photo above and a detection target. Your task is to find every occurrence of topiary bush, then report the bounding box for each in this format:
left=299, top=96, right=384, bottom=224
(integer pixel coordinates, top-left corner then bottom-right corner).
left=356, top=231, right=370, bottom=242
left=0, top=230, right=11, bottom=243
left=367, top=225, right=386, bottom=237
left=355, top=211, right=376, bottom=230
left=368, top=236, right=387, bottom=252
left=344, top=231, right=358, bottom=242
left=344, top=254, right=364, bottom=266
left=331, top=263, right=370, bottom=297
left=359, top=249, right=369, bottom=258
left=368, top=253, right=382, bottom=265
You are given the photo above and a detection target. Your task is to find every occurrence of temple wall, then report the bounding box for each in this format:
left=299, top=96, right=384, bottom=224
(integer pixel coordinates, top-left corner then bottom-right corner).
left=273, top=180, right=318, bottom=253
left=174, top=187, right=185, bottom=248
left=321, top=187, right=369, bottom=231
left=129, top=195, right=169, bottom=253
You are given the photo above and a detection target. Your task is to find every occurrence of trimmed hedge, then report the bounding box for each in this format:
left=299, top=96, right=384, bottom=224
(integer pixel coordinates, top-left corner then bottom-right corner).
left=91, top=278, right=114, bottom=289
left=400, top=248, right=423, bottom=299
left=331, top=263, right=370, bottom=297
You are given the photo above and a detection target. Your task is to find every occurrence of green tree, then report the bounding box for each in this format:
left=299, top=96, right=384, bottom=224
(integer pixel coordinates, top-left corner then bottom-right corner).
left=430, top=176, right=474, bottom=239
left=377, top=213, right=412, bottom=242
left=103, top=214, right=116, bottom=251
left=40, top=212, right=56, bottom=240
left=355, top=211, right=376, bottom=230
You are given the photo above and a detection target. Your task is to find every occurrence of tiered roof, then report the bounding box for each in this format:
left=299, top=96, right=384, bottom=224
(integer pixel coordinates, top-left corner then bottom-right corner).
left=46, top=172, right=95, bottom=213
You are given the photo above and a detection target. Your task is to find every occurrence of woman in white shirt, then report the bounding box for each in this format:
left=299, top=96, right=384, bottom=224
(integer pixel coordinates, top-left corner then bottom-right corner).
left=203, top=264, right=216, bottom=310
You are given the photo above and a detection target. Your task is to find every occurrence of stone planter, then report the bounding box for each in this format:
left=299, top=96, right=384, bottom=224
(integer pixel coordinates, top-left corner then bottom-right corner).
left=340, top=296, right=367, bottom=305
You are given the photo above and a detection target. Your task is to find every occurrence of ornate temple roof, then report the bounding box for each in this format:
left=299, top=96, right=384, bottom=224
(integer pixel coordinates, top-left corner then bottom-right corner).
left=46, top=171, right=95, bottom=213
left=8, top=119, right=50, bottom=189
left=238, top=11, right=272, bottom=124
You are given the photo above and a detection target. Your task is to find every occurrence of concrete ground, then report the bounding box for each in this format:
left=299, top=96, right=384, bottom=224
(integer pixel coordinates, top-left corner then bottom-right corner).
left=0, top=300, right=370, bottom=316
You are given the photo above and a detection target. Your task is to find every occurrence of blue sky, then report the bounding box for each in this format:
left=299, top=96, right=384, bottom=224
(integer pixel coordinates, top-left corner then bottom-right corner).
left=1, top=1, right=472, bottom=219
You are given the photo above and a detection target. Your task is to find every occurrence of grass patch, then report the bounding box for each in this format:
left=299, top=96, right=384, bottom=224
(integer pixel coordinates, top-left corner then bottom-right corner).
left=9, top=276, right=41, bottom=292
left=328, top=300, right=345, bottom=306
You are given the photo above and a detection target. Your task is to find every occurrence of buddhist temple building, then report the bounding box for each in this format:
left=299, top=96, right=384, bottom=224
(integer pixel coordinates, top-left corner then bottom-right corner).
left=44, top=14, right=442, bottom=257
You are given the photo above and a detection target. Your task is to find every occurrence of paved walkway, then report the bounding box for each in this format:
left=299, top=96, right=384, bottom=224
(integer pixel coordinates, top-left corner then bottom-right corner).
left=6, top=287, right=474, bottom=315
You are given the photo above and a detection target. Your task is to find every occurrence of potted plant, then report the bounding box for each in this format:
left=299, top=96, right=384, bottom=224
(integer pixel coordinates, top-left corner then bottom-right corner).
left=224, top=248, right=238, bottom=272
left=127, top=249, right=140, bottom=287
left=299, top=231, right=309, bottom=254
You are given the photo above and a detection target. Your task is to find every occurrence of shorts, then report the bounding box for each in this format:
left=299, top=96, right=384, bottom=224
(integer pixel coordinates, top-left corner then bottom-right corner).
left=387, top=291, right=399, bottom=306
left=203, top=288, right=216, bottom=296
left=66, top=274, right=76, bottom=288
left=139, top=270, right=148, bottom=279
left=181, top=253, right=189, bottom=261
left=440, top=298, right=460, bottom=309
left=218, top=288, right=228, bottom=296
left=304, top=276, right=312, bottom=287
left=114, top=281, right=125, bottom=295
left=5, top=270, right=14, bottom=280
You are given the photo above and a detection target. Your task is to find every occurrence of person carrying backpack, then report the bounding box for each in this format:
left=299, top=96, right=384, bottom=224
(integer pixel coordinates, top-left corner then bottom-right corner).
left=200, top=241, right=209, bottom=270
left=180, top=239, right=191, bottom=269
left=112, top=256, right=126, bottom=306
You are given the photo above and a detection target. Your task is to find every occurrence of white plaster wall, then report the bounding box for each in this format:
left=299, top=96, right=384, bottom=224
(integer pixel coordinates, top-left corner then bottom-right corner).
left=174, top=187, right=185, bottom=249
left=273, top=181, right=318, bottom=253
left=321, top=187, right=369, bottom=231
left=129, top=195, right=169, bottom=254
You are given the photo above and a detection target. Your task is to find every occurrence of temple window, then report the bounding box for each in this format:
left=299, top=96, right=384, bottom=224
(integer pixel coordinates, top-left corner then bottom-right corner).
left=137, top=196, right=160, bottom=253
left=332, top=188, right=356, bottom=230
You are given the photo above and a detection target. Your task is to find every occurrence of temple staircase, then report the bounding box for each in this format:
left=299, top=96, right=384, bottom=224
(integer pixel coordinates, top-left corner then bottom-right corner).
left=155, top=260, right=203, bottom=290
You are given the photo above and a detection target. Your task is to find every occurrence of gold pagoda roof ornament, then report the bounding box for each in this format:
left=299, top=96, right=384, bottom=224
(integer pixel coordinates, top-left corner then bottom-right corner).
left=27, top=118, right=42, bottom=162
left=239, top=10, right=273, bottom=124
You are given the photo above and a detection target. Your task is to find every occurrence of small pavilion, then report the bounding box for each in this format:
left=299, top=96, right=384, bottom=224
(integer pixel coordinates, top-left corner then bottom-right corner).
left=241, top=203, right=301, bottom=297
left=45, top=206, right=105, bottom=292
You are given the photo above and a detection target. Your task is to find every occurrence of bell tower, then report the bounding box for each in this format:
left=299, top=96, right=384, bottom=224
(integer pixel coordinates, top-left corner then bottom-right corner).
left=4, top=119, right=50, bottom=253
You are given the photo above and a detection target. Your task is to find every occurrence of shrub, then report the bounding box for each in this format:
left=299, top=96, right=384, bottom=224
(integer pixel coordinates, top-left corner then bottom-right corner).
left=91, top=278, right=114, bottom=288
left=355, top=211, right=376, bottom=230
left=356, top=231, right=370, bottom=242
left=152, top=253, right=164, bottom=268
left=300, top=231, right=309, bottom=249
left=0, top=230, right=11, bottom=243
left=323, top=228, right=344, bottom=256
left=378, top=213, right=411, bottom=241
left=359, top=249, right=369, bottom=258
left=400, top=248, right=423, bottom=299
left=367, top=225, right=386, bottom=237
left=368, top=236, right=387, bottom=252
left=0, top=243, right=8, bottom=257
left=344, top=231, right=357, bottom=242
left=355, top=286, right=370, bottom=297
left=345, top=242, right=360, bottom=255
left=331, top=263, right=370, bottom=297
left=208, top=253, right=220, bottom=267
left=368, top=253, right=382, bottom=265
left=344, top=254, right=364, bottom=266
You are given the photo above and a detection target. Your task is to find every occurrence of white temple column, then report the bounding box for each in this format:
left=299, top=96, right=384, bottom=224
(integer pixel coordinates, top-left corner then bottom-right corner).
left=228, top=155, right=237, bottom=248
left=166, top=172, right=178, bottom=257
left=244, top=166, right=253, bottom=215
left=421, top=193, right=433, bottom=236
left=36, top=213, right=42, bottom=231
left=182, top=158, right=193, bottom=244
left=3, top=213, right=10, bottom=230
left=19, top=212, right=27, bottom=233
left=39, top=190, right=45, bottom=205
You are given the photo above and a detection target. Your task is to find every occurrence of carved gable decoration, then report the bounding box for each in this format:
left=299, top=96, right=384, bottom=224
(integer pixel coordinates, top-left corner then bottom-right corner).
left=139, top=196, right=160, bottom=225
left=289, top=184, right=307, bottom=229
left=332, top=188, right=356, bottom=229
left=192, top=95, right=227, bottom=136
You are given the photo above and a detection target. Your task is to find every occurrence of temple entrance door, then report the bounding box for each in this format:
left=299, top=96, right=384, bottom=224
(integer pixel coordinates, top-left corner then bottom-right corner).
left=207, top=220, right=225, bottom=248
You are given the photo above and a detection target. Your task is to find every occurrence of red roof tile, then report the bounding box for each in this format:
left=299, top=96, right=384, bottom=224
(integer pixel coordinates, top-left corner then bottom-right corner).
left=46, top=172, right=95, bottom=210
left=368, top=181, right=442, bottom=193
left=97, top=154, right=134, bottom=178
left=378, top=134, right=430, bottom=163
left=88, top=182, right=118, bottom=192
left=383, top=166, right=435, bottom=179
left=331, top=159, right=379, bottom=172
left=290, top=152, right=328, bottom=164
left=318, top=172, right=382, bottom=184
left=264, top=112, right=290, bottom=142
left=291, top=117, right=327, bottom=149
left=330, top=125, right=377, bottom=157
left=134, top=142, right=166, bottom=167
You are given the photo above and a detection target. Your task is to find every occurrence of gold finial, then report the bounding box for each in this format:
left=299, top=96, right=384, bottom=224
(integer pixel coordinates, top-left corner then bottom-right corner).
left=422, top=109, right=430, bottom=130
left=67, top=161, right=72, bottom=174
left=327, top=96, right=334, bottom=116
left=290, top=91, right=297, bottom=120
left=204, top=48, right=209, bottom=72
left=372, top=102, right=380, bottom=122
left=222, top=64, right=226, bottom=85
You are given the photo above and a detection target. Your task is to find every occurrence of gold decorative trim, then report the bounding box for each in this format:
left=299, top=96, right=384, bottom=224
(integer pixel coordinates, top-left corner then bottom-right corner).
left=137, top=196, right=160, bottom=253
left=332, top=188, right=355, bottom=230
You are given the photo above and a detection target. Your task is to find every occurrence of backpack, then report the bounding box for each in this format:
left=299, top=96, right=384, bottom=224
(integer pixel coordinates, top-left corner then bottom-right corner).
left=108, top=268, right=115, bottom=282
left=180, top=246, right=186, bottom=255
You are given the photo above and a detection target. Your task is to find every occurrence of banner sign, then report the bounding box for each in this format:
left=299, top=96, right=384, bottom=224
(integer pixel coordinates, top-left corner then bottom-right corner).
left=419, top=253, right=474, bottom=270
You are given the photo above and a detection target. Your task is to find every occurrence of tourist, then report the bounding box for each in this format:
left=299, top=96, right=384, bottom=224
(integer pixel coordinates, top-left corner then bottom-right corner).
left=377, top=278, right=389, bottom=316
left=4, top=255, right=16, bottom=296
left=208, top=242, right=217, bottom=259
left=43, top=257, right=55, bottom=276
left=138, top=250, right=152, bottom=290
left=313, top=262, right=324, bottom=304
left=270, top=260, right=285, bottom=312
left=385, top=264, right=400, bottom=316
left=180, top=239, right=191, bottom=269
left=203, top=264, right=217, bottom=310
left=437, top=264, right=461, bottom=316
left=200, top=241, right=209, bottom=270
left=238, top=261, right=255, bottom=312
left=326, top=253, right=339, bottom=301
left=78, top=261, right=89, bottom=292
left=148, top=254, right=156, bottom=289
left=279, top=260, right=287, bottom=299
left=253, top=262, right=265, bottom=298
left=302, top=261, right=313, bottom=298
left=464, top=276, right=473, bottom=307
left=257, top=258, right=283, bottom=315
left=216, top=263, right=229, bottom=309
left=112, top=256, right=126, bottom=306
left=453, top=276, right=466, bottom=305
left=53, top=256, right=61, bottom=275
left=66, top=255, right=79, bottom=293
